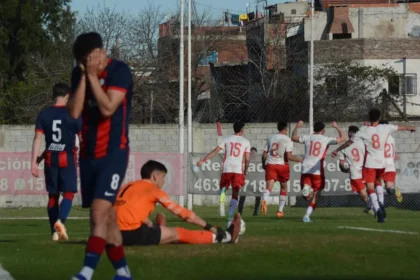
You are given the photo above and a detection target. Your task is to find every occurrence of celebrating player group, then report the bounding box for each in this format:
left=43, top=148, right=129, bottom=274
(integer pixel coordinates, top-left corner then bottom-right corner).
left=197, top=109, right=415, bottom=224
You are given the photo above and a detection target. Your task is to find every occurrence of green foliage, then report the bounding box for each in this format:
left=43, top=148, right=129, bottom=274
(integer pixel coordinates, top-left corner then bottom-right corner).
left=0, top=0, right=74, bottom=124
left=314, top=61, right=399, bottom=121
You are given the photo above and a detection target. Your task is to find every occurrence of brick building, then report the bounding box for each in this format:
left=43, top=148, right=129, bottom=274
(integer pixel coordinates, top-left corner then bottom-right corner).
left=302, top=2, right=420, bottom=117
left=157, top=18, right=248, bottom=122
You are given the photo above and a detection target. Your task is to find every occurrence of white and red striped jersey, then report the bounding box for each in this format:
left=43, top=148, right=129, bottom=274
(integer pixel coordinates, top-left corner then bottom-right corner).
left=339, top=139, right=365, bottom=180
left=385, top=135, right=396, bottom=172
left=354, top=124, right=398, bottom=169
left=264, top=134, right=293, bottom=165
left=299, top=134, right=338, bottom=175
left=218, top=135, right=251, bottom=174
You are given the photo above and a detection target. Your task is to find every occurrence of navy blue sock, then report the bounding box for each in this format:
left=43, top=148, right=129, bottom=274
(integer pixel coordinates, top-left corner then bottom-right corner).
left=59, top=192, right=74, bottom=223
left=83, top=236, right=106, bottom=269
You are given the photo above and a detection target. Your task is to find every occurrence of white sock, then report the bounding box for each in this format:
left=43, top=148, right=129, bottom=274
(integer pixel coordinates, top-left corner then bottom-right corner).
left=369, top=193, right=380, bottom=212
left=116, top=267, right=131, bottom=277
left=305, top=206, right=314, bottom=217
left=228, top=199, right=238, bottom=218
left=218, top=232, right=232, bottom=243
left=366, top=198, right=372, bottom=210
left=278, top=195, right=287, bottom=212
left=80, top=267, right=94, bottom=280
left=376, top=186, right=384, bottom=204
left=263, top=189, right=271, bottom=201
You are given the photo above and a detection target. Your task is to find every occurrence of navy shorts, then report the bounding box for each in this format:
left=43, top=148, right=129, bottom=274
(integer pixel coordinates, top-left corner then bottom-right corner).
left=44, top=153, right=77, bottom=194
left=79, top=148, right=129, bottom=208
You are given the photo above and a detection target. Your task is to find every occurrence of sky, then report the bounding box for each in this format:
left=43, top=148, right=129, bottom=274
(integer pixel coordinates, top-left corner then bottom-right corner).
left=71, top=0, right=289, bottom=18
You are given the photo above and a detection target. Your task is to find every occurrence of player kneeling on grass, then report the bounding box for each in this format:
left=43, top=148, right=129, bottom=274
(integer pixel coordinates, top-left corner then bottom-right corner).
left=338, top=126, right=373, bottom=215
left=115, top=160, right=242, bottom=246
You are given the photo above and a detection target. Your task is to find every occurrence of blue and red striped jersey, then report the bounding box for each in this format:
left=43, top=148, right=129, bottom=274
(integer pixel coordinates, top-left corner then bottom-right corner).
left=70, top=59, right=133, bottom=159
left=35, top=105, right=82, bottom=167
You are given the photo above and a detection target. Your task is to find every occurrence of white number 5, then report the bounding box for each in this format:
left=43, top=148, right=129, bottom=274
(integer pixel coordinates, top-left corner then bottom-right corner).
left=52, top=120, right=62, bottom=142
left=110, top=174, right=120, bottom=190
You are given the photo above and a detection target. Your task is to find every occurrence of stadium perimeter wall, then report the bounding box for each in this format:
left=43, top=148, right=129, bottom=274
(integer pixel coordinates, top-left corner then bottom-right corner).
left=0, top=122, right=419, bottom=208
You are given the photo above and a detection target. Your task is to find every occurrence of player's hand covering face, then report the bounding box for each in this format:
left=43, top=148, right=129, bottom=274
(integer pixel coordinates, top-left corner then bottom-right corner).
left=86, top=48, right=106, bottom=75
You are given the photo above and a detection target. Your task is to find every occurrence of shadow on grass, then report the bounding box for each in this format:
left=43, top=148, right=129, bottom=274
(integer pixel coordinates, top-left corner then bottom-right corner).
left=62, top=240, right=87, bottom=245
left=0, top=240, right=16, bottom=243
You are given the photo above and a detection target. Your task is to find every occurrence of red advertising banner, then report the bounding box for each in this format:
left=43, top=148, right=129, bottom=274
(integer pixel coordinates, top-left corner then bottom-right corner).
left=0, top=152, right=184, bottom=196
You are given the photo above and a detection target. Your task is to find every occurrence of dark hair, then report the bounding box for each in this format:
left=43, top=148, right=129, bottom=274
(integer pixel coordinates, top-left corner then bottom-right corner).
left=379, top=120, right=389, bottom=125
left=314, top=121, right=325, bottom=133
left=141, top=160, right=167, bottom=179
left=52, top=83, right=70, bottom=98
left=369, top=109, right=381, bottom=122
left=277, top=121, right=287, bottom=132
left=233, top=121, right=245, bottom=133
left=251, top=147, right=257, bottom=152
left=73, top=32, right=104, bottom=62
left=348, top=126, right=359, bottom=134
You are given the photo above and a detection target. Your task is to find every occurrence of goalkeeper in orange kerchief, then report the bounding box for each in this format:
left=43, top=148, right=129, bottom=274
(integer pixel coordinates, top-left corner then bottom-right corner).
left=115, top=160, right=242, bottom=246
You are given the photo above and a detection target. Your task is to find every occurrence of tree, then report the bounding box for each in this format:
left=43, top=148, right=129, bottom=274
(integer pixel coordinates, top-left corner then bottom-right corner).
left=243, top=15, right=309, bottom=122
left=0, top=0, right=74, bottom=123
left=313, top=61, right=400, bottom=121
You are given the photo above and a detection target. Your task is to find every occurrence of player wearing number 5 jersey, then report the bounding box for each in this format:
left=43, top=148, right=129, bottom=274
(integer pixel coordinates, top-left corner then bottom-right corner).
left=69, top=33, right=133, bottom=280
left=31, top=83, right=82, bottom=241
left=338, top=126, right=372, bottom=214
left=261, top=121, right=303, bottom=217
left=197, top=122, right=251, bottom=224
left=333, top=109, right=415, bottom=223
left=292, top=121, right=346, bottom=223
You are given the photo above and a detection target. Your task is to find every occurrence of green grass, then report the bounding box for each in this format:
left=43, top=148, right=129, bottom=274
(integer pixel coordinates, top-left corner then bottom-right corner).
left=1, top=206, right=420, bottom=280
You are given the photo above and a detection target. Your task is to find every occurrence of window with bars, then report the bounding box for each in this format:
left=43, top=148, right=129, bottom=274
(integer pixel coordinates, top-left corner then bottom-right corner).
left=388, top=74, right=417, bottom=96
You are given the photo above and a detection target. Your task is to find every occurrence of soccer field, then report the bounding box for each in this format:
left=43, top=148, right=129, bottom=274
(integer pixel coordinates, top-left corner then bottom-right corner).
left=0, top=206, right=419, bottom=280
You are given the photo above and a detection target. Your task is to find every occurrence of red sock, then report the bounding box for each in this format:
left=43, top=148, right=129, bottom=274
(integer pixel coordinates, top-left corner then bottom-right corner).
left=106, top=244, right=127, bottom=270
left=176, top=228, right=213, bottom=244
left=83, top=236, right=107, bottom=269
left=309, top=202, right=316, bottom=209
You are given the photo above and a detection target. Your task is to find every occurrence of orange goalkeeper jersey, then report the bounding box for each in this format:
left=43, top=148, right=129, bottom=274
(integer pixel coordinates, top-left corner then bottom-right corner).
left=115, top=180, right=195, bottom=231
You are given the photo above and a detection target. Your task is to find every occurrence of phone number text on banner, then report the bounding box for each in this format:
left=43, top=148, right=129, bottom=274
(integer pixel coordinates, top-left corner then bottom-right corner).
left=190, top=153, right=356, bottom=196
left=0, top=152, right=184, bottom=196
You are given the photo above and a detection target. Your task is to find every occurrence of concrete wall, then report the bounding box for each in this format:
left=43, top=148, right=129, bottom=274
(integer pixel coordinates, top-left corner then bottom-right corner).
left=1, top=122, right=420, bottom=208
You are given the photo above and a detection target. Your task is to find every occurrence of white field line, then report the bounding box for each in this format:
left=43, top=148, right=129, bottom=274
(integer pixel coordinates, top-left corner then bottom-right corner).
left=0, top=232, right=88, bottom=237
left=337, top=226, right=419, bottom=235
left=0, top=217, right=89, bottom=220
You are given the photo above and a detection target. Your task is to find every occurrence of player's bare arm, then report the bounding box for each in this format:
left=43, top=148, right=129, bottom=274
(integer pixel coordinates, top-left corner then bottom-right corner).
left=159, top=195, right=221, bottom=234
left=286, top=152, right=303, bottom=163
left=397, top=125, right=416, bottom=132
left=262, top=151, right=267, bottom=170
left=291, top=121, right=304, bottom=142
left=197, top=146, right=223, bottom=166
left=331, top=122, right=347, bottom=144
left=31, top=131, right=43, bottom=177
left=244, top=152, right=250, bottom=176
left=86, top=49, right=125, bottom=118
left=332, top=140, right=353, bottom=157
left=68, top=66, right=86, bottom=119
